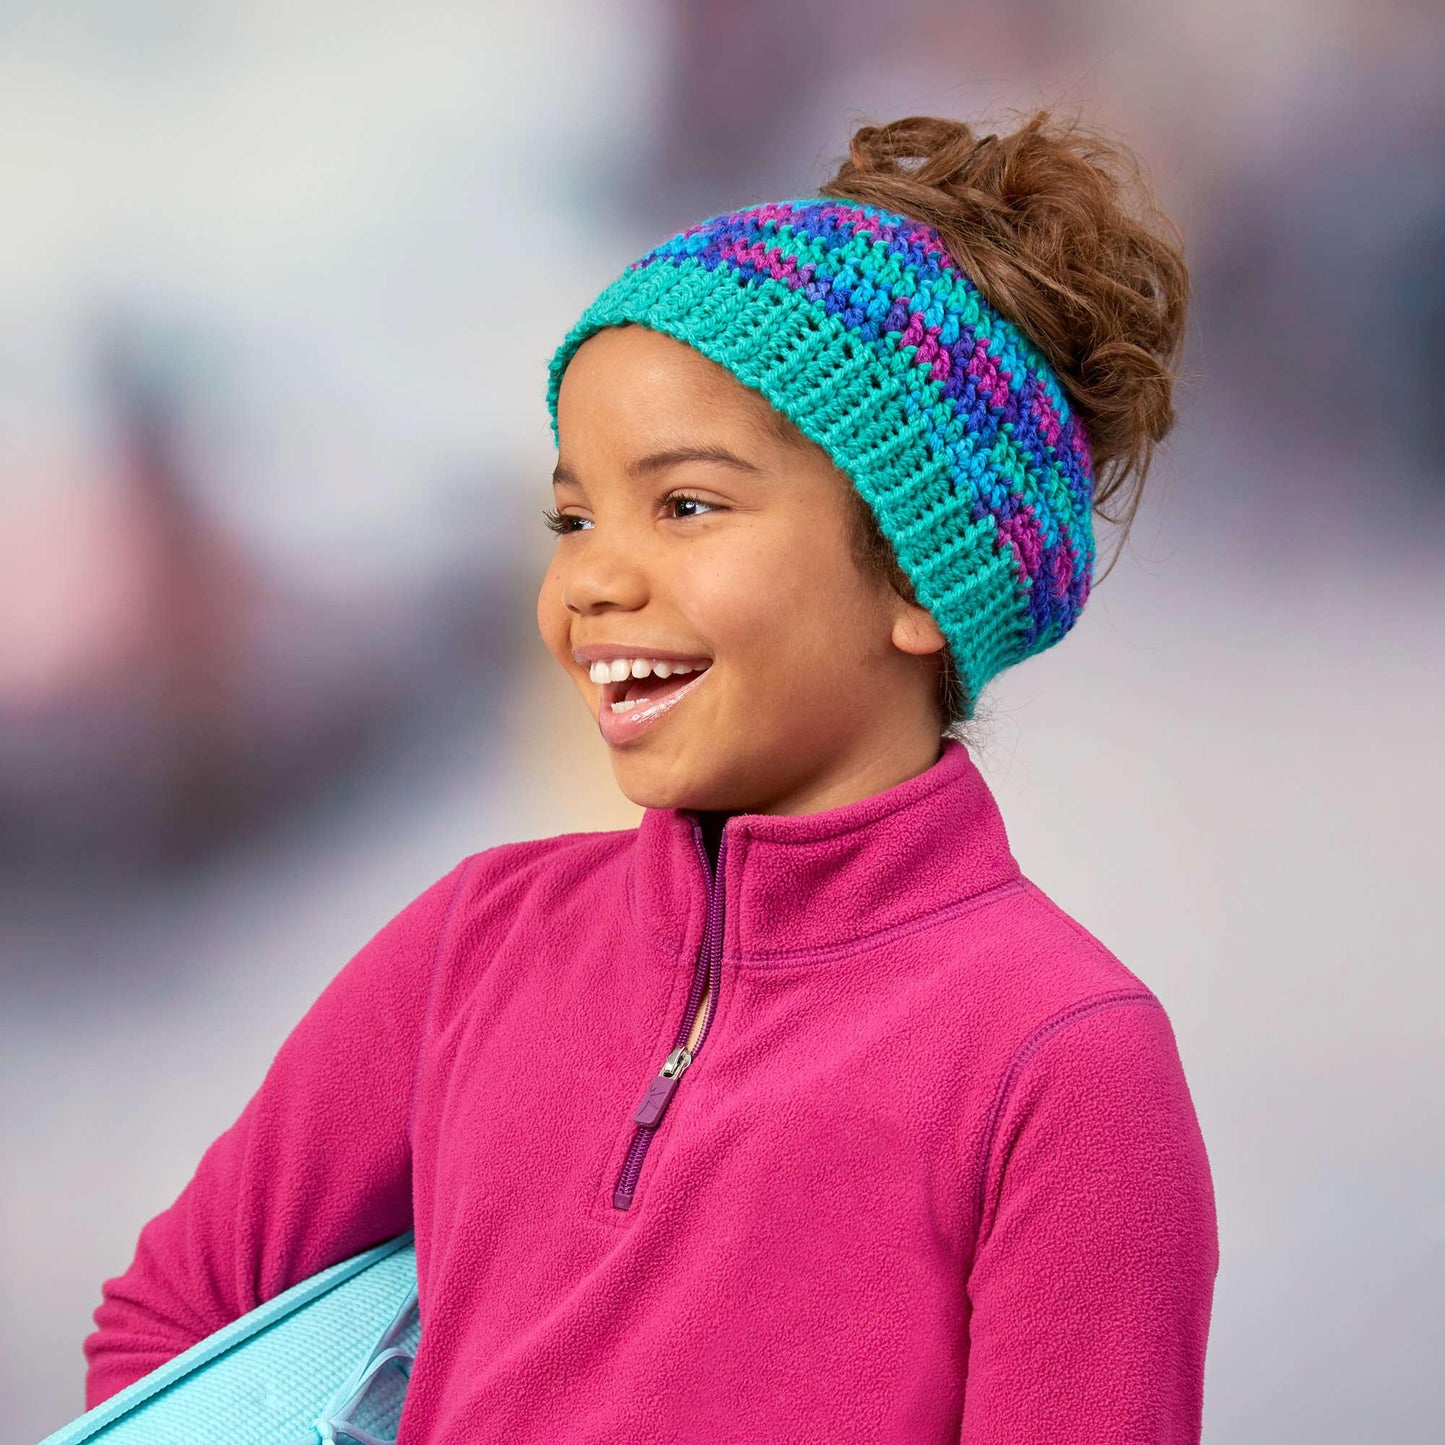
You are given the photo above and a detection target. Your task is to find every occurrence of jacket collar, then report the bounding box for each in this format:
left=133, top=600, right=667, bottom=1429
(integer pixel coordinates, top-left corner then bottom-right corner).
left=629, top=738, right=1022, bottom=965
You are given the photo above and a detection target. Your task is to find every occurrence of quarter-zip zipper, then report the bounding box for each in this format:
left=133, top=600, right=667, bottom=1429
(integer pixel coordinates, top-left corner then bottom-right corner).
left=613, top=818, right=728, bottom=1211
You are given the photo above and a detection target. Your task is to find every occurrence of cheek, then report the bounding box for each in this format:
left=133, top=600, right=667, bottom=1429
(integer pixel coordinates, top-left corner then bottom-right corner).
left=685, top=540, right=786, bottom=636
left=688, top=532, right=852, bottom=670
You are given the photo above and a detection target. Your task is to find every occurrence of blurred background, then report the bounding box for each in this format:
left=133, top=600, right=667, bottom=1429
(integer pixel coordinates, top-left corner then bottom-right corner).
left=2, top=1, right=1441, bottom=1438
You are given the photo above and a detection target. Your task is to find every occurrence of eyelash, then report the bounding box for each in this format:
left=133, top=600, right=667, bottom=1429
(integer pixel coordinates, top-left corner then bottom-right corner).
left=541, top=491, right=721, bottom=536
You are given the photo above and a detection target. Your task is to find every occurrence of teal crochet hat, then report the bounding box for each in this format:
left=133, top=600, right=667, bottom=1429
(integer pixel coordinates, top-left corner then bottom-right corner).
left=545, top=196, right=1097, bottom=720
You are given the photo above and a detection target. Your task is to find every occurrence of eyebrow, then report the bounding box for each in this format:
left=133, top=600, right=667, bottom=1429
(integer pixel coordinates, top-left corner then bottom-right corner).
left=551, top=445, right=767, bottom=489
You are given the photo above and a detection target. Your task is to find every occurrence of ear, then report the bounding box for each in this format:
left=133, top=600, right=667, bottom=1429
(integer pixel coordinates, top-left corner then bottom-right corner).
left=889, top=596, right=947, bottom=659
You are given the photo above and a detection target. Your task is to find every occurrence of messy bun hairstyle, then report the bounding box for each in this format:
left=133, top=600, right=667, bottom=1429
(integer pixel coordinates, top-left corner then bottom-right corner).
left=813, top=108, right=1191, bottom=736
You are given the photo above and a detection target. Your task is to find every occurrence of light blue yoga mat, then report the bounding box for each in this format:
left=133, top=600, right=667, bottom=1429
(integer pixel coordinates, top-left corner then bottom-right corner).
left=38, top=1232, right=420, bottom=1445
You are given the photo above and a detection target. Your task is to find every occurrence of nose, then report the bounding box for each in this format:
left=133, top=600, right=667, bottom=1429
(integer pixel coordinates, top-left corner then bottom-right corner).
left=559, top=526, right=650, bottom=616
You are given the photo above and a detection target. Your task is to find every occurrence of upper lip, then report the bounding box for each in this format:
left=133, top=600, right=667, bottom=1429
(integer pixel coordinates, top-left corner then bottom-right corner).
left=572, top=643, right=713, bottom=666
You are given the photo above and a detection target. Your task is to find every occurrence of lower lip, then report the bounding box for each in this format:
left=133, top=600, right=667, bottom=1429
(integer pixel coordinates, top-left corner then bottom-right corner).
left=596, top=667, right=713, bottom=748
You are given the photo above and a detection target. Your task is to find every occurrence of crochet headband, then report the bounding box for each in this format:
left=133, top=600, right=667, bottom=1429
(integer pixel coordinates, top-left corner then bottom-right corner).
left=544, top=196, right=1096, bottom=719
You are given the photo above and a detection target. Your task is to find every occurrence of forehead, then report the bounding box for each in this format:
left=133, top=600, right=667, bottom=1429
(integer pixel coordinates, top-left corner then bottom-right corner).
left=557, top=323, right=798, bottom=449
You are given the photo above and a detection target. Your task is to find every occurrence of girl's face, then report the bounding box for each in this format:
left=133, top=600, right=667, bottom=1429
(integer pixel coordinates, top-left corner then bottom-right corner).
left=538, top=323, right=947, bottom=817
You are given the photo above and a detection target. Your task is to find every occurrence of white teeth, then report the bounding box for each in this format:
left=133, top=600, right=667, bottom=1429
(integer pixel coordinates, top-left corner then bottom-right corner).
left=587, top=657, right=708, bottom=684
left=608, top=672, right=705, bottom=713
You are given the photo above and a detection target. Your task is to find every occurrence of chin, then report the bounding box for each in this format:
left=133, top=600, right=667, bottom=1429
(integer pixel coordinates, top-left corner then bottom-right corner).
left=605, top=747, right=735, bottom=814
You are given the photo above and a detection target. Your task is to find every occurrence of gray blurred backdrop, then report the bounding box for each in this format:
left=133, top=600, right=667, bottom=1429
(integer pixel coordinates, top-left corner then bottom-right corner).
left=3, top=2, right=1442, bottom=1440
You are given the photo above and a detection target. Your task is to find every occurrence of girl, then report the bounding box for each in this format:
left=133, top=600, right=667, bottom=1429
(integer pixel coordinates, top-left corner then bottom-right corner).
left=83, top=111, right=1218, bottom=1442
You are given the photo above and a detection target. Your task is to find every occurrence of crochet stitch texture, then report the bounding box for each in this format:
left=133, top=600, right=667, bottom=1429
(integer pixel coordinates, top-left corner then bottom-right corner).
left=545, top=196, right=1097, bottom=717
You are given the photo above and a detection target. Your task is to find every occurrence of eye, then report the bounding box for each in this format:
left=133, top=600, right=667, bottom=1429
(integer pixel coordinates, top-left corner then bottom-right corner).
left=663, top=491, right=722, bottom=521
left=541, top=491, right=723, bottom=536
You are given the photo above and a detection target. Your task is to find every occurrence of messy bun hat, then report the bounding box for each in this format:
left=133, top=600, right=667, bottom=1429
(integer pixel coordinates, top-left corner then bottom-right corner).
left=544, top=195, right=1095, bottom=721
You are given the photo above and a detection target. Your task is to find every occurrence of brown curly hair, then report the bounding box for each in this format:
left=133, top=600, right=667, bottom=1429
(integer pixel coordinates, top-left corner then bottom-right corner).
left=774, top=106, right=1193, bottom=738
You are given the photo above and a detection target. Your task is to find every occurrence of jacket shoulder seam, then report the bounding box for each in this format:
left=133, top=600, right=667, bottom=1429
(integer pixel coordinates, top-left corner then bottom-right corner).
left=1017, top=876, right=1134, bottom=968
left=972, top=989, right=1163, bottom=1240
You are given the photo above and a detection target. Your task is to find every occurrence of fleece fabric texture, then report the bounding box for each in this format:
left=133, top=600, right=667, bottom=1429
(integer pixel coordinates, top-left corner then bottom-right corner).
left=83, top=739, right=1219, bottom=1443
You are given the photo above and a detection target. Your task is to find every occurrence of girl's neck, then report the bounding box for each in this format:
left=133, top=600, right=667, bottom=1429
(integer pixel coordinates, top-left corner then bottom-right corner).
left=694, top=810, right=736, bottom=873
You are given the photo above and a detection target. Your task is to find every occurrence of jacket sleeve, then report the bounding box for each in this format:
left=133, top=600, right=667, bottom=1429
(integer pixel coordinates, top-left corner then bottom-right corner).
left=959, top=993, right=1219, bottom=1445
left=82, top=856, right=473, bottom=1411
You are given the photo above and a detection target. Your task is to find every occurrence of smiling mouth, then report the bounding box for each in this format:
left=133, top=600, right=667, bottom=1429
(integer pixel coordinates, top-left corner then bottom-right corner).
left=601, top=664, right=712, bottom=713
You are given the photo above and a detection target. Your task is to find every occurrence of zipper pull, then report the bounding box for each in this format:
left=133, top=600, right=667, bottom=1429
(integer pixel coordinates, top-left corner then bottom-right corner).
left=631, top=1047, right=693, bottom=1127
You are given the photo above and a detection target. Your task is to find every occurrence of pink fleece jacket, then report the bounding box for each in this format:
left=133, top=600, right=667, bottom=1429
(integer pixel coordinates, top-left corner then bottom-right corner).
left=84, top=738, right=1218, bottom=1442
